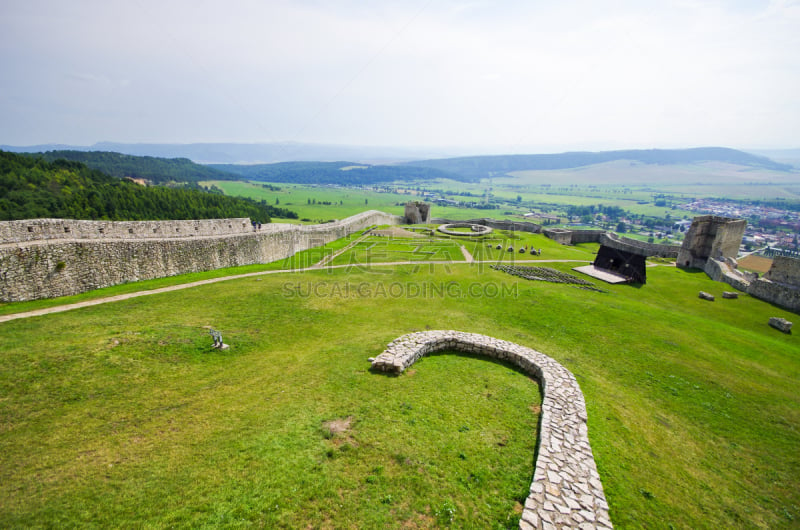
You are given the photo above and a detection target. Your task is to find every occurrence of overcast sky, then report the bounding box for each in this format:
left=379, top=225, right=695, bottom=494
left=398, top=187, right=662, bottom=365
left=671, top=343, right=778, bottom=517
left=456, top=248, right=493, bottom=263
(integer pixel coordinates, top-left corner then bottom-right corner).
left=1, top=0, right=798, bottom=153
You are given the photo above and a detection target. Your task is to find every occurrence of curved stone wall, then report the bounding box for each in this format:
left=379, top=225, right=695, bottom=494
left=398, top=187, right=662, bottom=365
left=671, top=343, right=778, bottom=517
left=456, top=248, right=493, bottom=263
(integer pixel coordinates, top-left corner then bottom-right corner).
left=0, top=211, right=402, bottom=302
left=437, top=222, right=493, bottom=236
left=372, top=331, right=612, bottom=530
left=600, top=232, right=679, bottom=258
left=434, top=218, right=542, bottom=234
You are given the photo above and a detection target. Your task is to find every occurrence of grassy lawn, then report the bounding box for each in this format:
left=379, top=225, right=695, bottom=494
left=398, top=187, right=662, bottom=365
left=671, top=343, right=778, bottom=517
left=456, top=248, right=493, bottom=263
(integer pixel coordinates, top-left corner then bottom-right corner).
left=0, top=257, right=798, bottom=527
left=329, top=236, right=466, bottom=266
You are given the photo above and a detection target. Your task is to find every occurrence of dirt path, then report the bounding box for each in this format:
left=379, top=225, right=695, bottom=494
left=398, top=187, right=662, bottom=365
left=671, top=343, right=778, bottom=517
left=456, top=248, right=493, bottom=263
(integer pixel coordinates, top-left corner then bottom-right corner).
left=311, top=230, right=373, bottom=269
left=0, top=259, right=590, bottom=323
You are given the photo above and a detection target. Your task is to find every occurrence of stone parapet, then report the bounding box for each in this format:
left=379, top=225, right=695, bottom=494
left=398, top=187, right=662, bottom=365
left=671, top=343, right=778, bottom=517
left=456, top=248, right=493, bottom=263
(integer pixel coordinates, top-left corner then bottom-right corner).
left=372, top=330, right=612, bottom=530
left=0, top=217, right=254, bottom=243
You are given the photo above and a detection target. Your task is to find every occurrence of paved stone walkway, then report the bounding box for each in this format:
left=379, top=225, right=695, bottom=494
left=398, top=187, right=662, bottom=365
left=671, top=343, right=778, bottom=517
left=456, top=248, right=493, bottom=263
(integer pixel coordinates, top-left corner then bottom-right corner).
left=372, top=330, right=613, bottom=530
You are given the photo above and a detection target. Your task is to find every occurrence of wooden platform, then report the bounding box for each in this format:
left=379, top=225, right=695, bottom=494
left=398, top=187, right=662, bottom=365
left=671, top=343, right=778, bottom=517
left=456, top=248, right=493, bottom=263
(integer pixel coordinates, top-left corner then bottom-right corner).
left=573, top=265, right=631, bottom=284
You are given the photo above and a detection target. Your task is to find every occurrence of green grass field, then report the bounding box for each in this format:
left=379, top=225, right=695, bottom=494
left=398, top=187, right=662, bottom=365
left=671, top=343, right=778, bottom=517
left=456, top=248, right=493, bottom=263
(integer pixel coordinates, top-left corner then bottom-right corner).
left=1, top=237, right=798, bottom=528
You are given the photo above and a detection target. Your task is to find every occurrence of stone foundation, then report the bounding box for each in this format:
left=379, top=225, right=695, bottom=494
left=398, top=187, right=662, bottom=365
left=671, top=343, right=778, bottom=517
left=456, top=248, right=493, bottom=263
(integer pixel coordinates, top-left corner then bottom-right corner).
left=372, top=330, right=612, bottom=530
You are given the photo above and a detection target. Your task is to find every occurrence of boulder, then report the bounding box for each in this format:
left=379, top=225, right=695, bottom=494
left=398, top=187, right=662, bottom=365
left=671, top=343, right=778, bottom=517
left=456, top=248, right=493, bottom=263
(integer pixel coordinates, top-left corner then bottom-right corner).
left=722, top=291, right=739, bottom=299
left=698, top=291, right=715, bottom=301
left=768, top=317, right=793, bottom=334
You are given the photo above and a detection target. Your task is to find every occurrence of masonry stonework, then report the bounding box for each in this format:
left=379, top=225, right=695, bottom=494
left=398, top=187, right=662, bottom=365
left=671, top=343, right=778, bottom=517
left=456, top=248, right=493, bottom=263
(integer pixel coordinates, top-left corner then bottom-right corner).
left=765, top=256, right=800, bottom=286
left=677, top=215, right=747, bottom=269
left=372, top=331, right=613, bottom=530
left=0, top=211, right=402, bottom=302
left=404, top=201, right=431, bottom=224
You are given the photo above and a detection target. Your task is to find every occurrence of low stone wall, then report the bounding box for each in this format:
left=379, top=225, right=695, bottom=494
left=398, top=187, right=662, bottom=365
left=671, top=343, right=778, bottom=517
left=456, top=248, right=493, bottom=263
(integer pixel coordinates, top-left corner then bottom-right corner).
left=372, top=330, right=612, bottom=530
left=436, top=223, right=493, bottom=236
left=0, top=211, right=402, bottom=301
left=434, top=218, right=542, bottom=234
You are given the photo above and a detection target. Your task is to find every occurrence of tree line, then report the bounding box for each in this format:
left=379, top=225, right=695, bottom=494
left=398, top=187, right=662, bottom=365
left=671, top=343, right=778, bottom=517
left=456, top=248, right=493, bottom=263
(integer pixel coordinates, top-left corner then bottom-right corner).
left=0, top=151, right=298, bottom=222
left=210, top=161, right=472, bottom=185
left=36, top=150, right=239, bottom=185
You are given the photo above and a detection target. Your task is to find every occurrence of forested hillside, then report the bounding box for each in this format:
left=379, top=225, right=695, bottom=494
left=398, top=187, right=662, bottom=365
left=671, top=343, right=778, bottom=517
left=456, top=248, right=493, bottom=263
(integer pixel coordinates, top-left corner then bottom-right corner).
left=35, top=150, right=239, bottom=184
left=0, top=151, right=297, bottom=222
left=210, top=161, right=472, bottom=184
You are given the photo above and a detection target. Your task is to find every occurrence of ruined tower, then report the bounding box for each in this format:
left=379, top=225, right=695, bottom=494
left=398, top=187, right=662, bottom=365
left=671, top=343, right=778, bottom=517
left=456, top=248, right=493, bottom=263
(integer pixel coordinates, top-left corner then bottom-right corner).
left=677, top=215, right=746, bottom=269
left=404, top=201, right=431, bottom=224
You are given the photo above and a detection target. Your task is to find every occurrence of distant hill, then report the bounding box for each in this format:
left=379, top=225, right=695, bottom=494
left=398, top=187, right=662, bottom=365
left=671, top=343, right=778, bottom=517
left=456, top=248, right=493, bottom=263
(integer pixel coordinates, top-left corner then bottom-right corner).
left=34, top=150, right=239, bottom=185
left=403, top=147, right=794, bottom=181
left=746, top=149, right=800, bottom=169
left=210, top=161, right=471, bottom=184
left=0, top=150, right=296, bottom=222
left=0, top=142, right=453, bottom=165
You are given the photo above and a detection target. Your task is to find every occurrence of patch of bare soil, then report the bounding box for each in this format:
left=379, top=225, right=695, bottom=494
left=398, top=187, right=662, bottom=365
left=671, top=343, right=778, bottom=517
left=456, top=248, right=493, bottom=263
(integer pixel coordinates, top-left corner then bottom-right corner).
left=738, top=254, right=773, bottom=274
left=322, top=416, right=355, bottom=441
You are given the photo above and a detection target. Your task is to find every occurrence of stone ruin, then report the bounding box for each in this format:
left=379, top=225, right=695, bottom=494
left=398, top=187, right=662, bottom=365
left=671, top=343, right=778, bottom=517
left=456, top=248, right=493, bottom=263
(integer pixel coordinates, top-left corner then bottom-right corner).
left=678, top=216, right=800, bottom=313
left=677, top=215, right=747, bottom=270
left=404, top=201, right=431, bottom=224
left=372, top=331, right=613, bottom=529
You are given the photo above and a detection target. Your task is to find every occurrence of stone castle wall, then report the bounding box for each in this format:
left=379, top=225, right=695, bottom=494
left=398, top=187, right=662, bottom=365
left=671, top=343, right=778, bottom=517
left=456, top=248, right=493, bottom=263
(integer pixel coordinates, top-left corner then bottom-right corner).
left=0, top=211, right=402, bottom=302
left=703, top=258, right=751, bottom=292
left=600, top=232, right=680, bottom=258
left=765, top=255, right=800, bottom=287
left=747, top=277, right=800, bottom=313
left=541, top=228, right=572, bottom=245
left=569, top=229, right=606, bottom=244
left=542, top=229, right=605, bottom=245
left=0, top=217, right=255, bottom=243
left=542, top=228, right=679, bottom=258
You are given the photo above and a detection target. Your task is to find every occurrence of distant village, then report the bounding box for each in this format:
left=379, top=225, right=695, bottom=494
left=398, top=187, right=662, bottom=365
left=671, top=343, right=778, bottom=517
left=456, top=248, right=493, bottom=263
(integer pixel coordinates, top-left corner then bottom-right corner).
left=308, top=183, right=800, bottom=258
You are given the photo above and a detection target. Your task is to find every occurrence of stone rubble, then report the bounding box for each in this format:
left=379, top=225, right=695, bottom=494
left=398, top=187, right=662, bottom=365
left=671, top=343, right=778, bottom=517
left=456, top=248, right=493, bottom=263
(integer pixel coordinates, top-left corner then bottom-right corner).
left=768, top=317, right=793, bottom=334
left=371, top=330, right=613, bottom=530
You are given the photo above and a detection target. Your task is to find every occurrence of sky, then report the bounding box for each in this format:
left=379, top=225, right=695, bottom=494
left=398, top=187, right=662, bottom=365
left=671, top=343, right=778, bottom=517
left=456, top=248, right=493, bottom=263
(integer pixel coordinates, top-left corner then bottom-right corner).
left=1, top=0, right=799, bottom=153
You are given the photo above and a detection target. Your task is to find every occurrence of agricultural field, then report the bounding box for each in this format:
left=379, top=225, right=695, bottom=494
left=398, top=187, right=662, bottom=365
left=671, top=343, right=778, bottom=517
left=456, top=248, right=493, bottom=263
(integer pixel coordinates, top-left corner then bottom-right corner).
left=0, top=234, right=798, bottom=528
left=202, top=181, right=515, bottom=223
left=204, top=178, right=703, bottom=225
